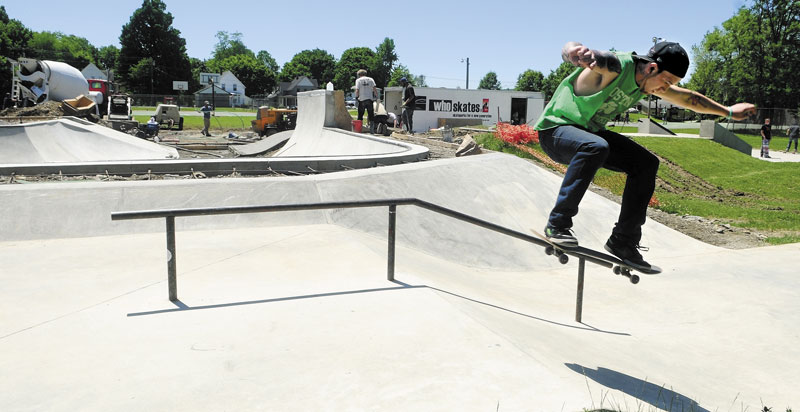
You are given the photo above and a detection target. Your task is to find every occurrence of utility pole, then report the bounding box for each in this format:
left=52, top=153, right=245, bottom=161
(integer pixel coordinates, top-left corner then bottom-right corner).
left=647, top=37, right=663, bottom=119
left=461, top=57, right=470, bottom=89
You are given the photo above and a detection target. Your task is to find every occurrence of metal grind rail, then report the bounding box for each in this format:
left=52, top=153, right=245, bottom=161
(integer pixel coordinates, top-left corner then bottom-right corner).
left=111, top=198, right=615, bottom=322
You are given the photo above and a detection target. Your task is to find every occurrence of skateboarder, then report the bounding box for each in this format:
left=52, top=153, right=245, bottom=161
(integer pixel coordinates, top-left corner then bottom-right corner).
left=533, top=41, right=756, bottom=270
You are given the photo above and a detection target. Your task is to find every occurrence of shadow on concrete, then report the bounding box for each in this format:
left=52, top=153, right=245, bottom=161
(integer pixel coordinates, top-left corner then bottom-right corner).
left=127, top=285, right=425, bottom=317
left=565, top=363, right=709, bottom=412
left=129, top=280, right=627, bottom=336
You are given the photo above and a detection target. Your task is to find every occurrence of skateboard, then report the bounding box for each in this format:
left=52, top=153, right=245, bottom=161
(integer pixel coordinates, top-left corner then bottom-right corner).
left=531, top=229, right=661, bottom=284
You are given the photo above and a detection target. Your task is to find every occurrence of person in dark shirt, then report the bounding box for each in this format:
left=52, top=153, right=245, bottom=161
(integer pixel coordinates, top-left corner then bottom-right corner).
left=760, top=118, right=772, bottom=158
left=400, top=77, right=416, bottom=134
left=784, top=123, right=799, bottom=154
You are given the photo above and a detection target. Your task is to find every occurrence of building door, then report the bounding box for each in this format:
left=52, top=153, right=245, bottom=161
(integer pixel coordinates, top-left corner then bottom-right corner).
left=511, top=98, right=527, bottom=125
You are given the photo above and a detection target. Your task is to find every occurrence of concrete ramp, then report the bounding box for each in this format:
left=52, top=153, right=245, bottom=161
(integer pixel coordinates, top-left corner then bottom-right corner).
left=637, top=117, right=676, bottom=135
left=699, top=120, right=752, bottom=155
left=0, top=117, right=178, bottom=163
left=229, top=130, right=292, bottom=157
left=274, top=90, right=415, bottom=157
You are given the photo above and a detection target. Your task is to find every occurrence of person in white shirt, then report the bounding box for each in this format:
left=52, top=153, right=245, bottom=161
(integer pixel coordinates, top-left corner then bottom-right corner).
left=355, top=69, right=378, bottom=133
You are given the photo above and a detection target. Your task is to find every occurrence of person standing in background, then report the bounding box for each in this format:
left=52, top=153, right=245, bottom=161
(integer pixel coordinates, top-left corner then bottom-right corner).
left=760, top=118, right=772, bottom=158
left=355, top=69, right=378, bottom=134
left=400, top=77, right=416, bottom=134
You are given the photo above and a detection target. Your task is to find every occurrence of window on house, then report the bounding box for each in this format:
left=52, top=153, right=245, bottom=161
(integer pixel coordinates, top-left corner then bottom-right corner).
left=222, top=84, right=226, bottom=91
left=233, top=84, right=237, bottom=92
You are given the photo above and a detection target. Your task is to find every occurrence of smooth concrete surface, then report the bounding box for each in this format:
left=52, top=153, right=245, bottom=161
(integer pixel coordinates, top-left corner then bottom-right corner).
left=1, top=152, right=798, bottom=411
left=0, top=91, right=428, bottom=175
left=229, top=130, right=292, bottom=156
left=0, top=117, right=178, bottom=163
left=274, top=90, right=417, bottom=158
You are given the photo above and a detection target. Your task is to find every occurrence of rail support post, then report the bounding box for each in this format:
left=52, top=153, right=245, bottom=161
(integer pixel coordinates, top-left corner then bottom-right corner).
left=387, top=205, right=396, bottom=281
left=166, top=216, right=178, bottom=301
left=575, top=258, right=585, bottom=322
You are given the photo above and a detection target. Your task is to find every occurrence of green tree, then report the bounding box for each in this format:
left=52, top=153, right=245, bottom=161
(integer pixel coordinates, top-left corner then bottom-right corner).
left=388, top=64, right=427, bottom=87
left=207, top=54, right=276, bottom=95
left=97, top=45, right=119, bottom=72
left=372, top=37, right=398, bottom=88
left=542, top=62, right=577, bottom=100
left=515, top=69, right=545, bottom=92
left=27, top=31, right=98, bottom=69
left=189, top=57, right=208, bottom=92
left=478, top=71, right=501, bottom=90
left=257, top=50, right=279, bottom=73
left=0, top=6, right=33, bottom=96
left=333, top=47, right=376, bottom=91
left=118, top=0, right=192, bottom=94
left=688, top=0, right=800, bottom=109
left=279, top=48, right=336, bottom=85
left=212, top=31, right=254, bottom=60
left=126, top=57, right=155, bottom=94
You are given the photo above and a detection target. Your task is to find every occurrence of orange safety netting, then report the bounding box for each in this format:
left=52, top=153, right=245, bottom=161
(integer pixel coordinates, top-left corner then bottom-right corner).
left=495, top=122, right=539, bottom=144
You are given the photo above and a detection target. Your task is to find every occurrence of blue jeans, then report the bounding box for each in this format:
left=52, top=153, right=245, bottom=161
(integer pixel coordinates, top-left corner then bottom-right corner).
left=538, top=125, right=659, bottom=243
left=786, top=137, right=798, bottom=151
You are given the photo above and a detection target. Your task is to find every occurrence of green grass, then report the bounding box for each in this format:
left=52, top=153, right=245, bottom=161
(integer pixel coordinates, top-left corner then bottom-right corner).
left=475, top=132, right=800, bottom=244
left=132, top=106, right=256, bottom=113
left=133, top=115, right=255, bottom=130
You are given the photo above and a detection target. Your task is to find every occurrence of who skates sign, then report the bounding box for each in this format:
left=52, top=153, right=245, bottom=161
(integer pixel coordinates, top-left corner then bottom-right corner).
left=428, top=98, right=491, bottom=120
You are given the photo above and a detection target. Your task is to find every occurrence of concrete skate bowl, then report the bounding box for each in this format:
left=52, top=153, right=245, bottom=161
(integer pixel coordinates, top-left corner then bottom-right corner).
left=0, top=117, right=178, bottom=164
left=0, top=90, right=428, bottom=176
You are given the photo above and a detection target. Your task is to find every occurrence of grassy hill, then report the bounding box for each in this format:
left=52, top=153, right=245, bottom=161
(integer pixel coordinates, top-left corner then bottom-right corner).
left=475, top=131, right=800, bottom=245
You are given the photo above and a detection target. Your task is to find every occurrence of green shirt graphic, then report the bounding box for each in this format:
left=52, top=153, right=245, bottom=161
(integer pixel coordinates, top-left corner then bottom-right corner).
left=534, top=52, right=645, bottom=133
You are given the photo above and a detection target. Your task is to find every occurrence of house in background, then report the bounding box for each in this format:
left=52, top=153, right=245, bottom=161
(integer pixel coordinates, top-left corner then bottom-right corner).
left=194, top=83, right=234, bottom=108
left=196, top=71, right=249, bottom=107
left=267, top=76, right=318, bottom=107
left=82, top=63, right=112, bottom=81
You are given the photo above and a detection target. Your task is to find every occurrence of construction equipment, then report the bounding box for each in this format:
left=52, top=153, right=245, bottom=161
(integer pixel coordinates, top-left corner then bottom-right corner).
left=87, top=79, right=115, bottom=116
left=11, top=58, right=102, bottom=108
left=61, top=95, right=98, bottom=118
left=153, top=104, right=184, bottom=130
left=106, top=94, right=139, bottom=132
left=251, top=107, right=297, bottom=137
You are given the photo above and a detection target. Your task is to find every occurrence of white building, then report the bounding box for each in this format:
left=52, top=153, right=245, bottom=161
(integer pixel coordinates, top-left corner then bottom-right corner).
left=198, top=71, right=249, bottom=107
left=383, top=87, right=545, bottom=133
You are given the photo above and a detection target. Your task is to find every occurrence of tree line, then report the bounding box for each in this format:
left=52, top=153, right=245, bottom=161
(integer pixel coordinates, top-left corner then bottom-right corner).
left=3, top=0, right=798, bottom=112
left=0, top=0, right=426, bottom=98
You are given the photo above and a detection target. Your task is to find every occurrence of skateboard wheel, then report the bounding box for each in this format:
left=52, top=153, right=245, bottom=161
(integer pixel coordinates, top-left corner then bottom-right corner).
left=545, top=246, right=554, bottom=256
left=630, top=274, right=640, bottom=284
left=558, top=254, right=569, bottom=264
left=613, top=266, right=621, bottom=275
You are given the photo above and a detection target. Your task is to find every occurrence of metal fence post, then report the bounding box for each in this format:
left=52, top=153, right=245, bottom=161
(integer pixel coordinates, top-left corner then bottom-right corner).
left=387, top=205, right=396, bottom=281
left=575, top=258, right=585, bottom=322
left=166, top=216, right=177, bottom=301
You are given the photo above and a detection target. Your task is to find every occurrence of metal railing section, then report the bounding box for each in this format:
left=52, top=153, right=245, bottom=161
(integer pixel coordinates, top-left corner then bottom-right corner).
left=112, top=198, right=612, bottom=322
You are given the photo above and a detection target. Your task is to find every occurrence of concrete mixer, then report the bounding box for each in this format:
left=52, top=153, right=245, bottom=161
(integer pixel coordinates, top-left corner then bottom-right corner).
left=11, top=58, right=102, bottom=108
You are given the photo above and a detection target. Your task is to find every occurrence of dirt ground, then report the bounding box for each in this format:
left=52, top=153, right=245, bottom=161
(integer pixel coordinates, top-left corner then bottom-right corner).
left=0, top=116, right=770, bottom=249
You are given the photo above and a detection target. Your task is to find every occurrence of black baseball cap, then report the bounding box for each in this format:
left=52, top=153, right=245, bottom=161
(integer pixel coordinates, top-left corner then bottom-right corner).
left=636, top=41, right=690, bottom=78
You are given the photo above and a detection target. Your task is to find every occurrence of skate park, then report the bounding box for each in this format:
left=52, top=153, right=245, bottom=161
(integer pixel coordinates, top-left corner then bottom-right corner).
left=1, top=91, right=798, bottom=411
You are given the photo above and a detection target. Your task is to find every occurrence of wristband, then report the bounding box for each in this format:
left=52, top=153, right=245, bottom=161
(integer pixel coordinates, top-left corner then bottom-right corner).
left=728, top=106, right=733, bottom=119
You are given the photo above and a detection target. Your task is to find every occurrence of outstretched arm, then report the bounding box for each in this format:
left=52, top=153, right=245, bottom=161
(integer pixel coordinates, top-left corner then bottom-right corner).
left=655, top=86, right=756, bottom=121
left=563, top=42, right=622, bottom=96
left=562, top=42, right=621, bottom=75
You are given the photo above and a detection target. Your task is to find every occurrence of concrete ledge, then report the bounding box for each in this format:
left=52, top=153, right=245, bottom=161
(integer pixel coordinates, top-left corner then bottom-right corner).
left=699, top=120, right=752, bottom=155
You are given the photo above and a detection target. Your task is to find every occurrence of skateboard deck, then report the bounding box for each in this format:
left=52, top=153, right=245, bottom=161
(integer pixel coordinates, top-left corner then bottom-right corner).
left=531, top=229, right=661, bottom=284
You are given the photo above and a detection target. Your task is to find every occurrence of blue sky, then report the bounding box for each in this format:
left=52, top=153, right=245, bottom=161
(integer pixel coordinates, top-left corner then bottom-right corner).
left=4, top=0, right=747, bottom=88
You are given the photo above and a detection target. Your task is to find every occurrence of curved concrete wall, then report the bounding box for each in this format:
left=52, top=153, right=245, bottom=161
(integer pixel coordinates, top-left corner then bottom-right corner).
left=0, top=153, right=715, bottom=270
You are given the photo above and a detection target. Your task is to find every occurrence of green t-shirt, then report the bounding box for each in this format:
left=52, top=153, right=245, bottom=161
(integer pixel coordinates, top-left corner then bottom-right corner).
left=534, top=52, right=645, bottom=132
